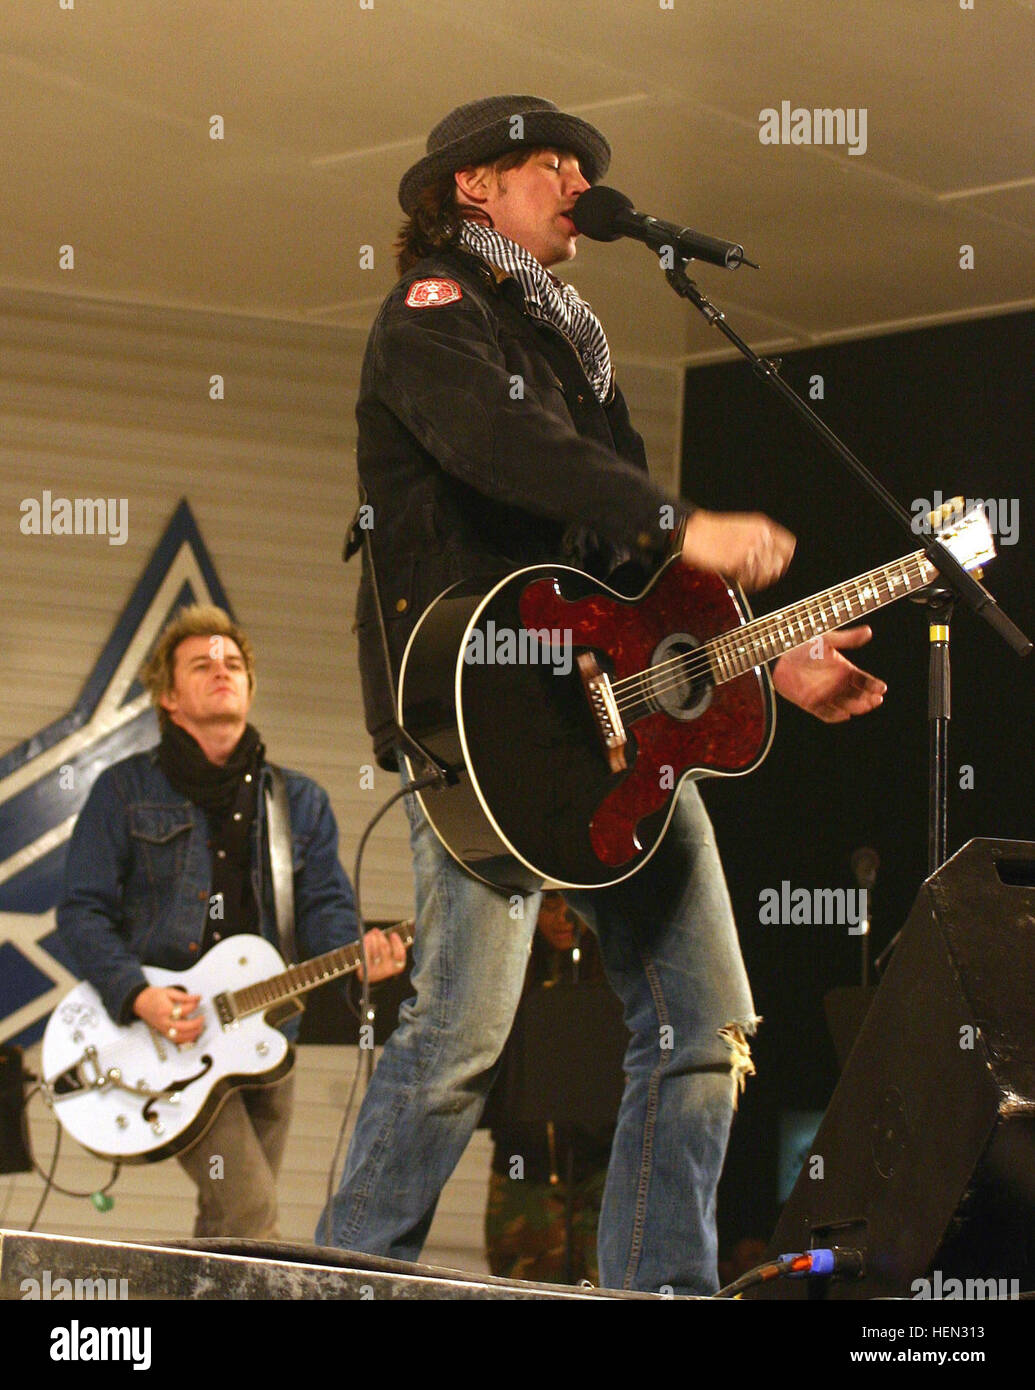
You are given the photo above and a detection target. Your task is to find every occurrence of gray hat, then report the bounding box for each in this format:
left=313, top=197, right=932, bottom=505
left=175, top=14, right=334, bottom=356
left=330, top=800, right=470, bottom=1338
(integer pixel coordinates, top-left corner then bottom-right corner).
left=398, top=95, right=611, bottom=215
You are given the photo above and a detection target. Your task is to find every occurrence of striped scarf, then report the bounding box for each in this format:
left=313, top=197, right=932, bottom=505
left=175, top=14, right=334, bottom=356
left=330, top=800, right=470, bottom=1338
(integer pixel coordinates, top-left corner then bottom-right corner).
left=459, top=221, right=613, bottom=403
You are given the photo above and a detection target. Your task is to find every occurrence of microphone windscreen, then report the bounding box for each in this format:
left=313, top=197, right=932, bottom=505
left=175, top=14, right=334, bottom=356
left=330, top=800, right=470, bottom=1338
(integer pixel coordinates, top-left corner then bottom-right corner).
left=571, top=185, right=634, bottom=241
left=850, top=846, right=880, bottom=889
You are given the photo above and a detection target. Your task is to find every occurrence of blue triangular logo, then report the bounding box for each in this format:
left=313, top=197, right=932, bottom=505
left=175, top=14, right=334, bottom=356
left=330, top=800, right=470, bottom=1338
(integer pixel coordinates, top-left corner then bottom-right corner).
left=0, top=500, right=232, bottom=1046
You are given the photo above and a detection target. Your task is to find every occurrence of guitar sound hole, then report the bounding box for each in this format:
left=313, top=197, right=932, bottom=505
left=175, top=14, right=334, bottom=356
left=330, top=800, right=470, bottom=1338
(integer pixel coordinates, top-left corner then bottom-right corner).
left=643, top=633, right=713, bottom=721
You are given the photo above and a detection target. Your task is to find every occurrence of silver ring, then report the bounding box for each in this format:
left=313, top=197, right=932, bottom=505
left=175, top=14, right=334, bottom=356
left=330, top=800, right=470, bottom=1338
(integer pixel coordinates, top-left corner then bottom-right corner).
left=168, top=1027, right=177, bottom=1040
left=171, top=1005, right=183, bottom=1021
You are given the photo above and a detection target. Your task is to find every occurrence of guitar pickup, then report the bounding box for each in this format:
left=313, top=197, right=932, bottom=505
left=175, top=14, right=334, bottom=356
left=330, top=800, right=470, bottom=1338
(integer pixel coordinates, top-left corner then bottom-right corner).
left=213, top=991, right=237, bottom=1028
left=577, top=652, right=628, bottom=773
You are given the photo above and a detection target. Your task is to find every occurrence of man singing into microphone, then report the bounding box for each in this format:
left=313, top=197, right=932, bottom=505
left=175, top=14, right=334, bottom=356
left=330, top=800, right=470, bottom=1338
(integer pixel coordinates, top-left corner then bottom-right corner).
left=324, top=95, right=885, bottom=1293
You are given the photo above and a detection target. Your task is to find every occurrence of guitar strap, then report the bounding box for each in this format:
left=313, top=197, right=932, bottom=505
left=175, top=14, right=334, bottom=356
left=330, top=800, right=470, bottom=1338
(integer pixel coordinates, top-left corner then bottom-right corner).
left=344, top=486, right=453, bottom=782
left=265, top=765, right=302, bottom=1025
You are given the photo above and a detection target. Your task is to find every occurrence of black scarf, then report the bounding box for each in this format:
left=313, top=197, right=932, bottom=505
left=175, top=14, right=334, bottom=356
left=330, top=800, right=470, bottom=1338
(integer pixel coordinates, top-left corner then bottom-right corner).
left=159, top=721, right=263, bottom=945
left=158, top=721, right=262, bottom=818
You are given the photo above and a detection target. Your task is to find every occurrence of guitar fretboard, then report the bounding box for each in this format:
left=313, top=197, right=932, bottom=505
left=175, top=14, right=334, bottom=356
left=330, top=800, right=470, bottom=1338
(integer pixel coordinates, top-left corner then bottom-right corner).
left=706, top=550, right=937, bottom=684
left=228, top=921, right=414, bottom=1020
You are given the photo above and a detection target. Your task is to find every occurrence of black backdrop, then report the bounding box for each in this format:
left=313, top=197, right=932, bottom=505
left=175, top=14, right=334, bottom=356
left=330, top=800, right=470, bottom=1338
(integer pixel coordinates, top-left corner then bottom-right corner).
left=677, top=309, right=1035, bottom=1251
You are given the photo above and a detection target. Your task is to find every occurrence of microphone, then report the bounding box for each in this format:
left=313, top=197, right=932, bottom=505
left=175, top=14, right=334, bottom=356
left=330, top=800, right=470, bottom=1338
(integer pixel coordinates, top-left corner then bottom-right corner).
left=850, top=846, right=880, bottom=891
left=571, top=186, right=757, bottom=270
left=850, top=846, right=879, bottom=984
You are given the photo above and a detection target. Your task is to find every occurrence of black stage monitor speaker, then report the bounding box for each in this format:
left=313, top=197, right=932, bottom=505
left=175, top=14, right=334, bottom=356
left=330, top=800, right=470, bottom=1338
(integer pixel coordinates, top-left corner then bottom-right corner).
left=752, top=838, right=1035, bottom=1300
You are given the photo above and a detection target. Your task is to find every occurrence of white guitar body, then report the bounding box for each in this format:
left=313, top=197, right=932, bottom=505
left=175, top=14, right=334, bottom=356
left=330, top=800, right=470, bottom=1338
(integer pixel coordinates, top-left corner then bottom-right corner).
left=42, top=936, right=293, bottom=1164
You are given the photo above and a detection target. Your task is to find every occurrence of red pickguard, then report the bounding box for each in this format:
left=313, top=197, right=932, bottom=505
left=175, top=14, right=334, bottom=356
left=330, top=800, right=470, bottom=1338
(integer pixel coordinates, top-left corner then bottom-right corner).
left=518, top=562, right=769, bottom=868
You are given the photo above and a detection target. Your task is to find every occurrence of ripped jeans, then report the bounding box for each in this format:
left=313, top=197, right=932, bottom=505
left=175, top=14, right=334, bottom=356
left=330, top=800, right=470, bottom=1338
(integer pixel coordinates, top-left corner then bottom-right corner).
left=319, top=774, right=757, bottom=1295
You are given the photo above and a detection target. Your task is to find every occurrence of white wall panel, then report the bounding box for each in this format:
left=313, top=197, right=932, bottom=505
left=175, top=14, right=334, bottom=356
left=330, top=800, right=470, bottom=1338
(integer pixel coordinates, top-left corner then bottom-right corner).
left=3, top=1044, right=492, bottom=1274
left=0, top=287, right=680, bottom=1276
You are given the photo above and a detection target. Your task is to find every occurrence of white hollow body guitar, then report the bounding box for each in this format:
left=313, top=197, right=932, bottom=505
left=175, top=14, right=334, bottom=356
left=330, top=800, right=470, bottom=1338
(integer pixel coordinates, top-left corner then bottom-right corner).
left=41, top=922, right=414, bottom=1164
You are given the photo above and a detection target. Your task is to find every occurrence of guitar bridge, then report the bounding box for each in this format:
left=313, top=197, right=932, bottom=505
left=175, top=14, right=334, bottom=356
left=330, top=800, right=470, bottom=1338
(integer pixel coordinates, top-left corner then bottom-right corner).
left=578, top=652, right=628, bottom=773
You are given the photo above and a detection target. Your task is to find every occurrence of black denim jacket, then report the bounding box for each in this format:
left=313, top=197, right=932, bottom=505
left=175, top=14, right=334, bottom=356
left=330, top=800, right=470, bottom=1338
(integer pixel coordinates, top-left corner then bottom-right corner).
left=353, top=247, right=692, bottom=764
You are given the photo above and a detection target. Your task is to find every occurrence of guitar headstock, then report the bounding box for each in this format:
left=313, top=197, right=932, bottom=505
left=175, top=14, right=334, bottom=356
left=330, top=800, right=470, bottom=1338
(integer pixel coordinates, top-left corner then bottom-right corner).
left=930, top=498, right=997, bottom=574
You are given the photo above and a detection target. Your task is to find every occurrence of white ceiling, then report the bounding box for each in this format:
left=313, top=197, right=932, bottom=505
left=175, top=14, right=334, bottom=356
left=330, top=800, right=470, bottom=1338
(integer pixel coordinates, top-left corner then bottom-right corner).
left=3, top=0, right=1033, bottom=365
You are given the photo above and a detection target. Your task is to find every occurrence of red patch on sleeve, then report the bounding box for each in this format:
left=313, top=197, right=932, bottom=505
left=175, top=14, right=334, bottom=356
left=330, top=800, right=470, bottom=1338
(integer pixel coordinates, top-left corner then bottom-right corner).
left=405, top=278, right=463, bottom=309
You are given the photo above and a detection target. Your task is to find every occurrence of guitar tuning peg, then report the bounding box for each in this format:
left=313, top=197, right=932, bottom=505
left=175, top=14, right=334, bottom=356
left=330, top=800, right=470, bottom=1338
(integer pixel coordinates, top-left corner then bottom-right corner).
left=927, top=495, right=965, bottom=529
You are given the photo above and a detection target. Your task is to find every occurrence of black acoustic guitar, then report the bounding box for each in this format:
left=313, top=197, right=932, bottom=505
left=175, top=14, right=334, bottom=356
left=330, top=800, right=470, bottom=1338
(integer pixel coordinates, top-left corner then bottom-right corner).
left=397, top=506, right=994, bottom=893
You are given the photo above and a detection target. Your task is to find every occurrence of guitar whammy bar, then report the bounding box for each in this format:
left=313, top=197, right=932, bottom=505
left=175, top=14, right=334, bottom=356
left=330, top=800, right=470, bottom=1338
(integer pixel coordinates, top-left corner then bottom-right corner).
left=41, top=921, right=413, bottom=1163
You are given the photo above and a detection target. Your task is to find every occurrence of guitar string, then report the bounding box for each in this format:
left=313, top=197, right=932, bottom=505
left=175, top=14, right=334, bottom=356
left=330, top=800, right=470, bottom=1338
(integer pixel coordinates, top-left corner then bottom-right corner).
left=620, top=554, right=937, bottom=712
left=613, top=568, right=915, bottom=714
left=613, top=579, right=903, bottom=706
left=608, top=555, right=932, bottom=716
left=231, top=921, right=413, bottom=1017
left=607, top=554, right=927, bottom=698
left=237, top=948, right=357, bottom=1009
left=234, top=945, right=362, bottom=1014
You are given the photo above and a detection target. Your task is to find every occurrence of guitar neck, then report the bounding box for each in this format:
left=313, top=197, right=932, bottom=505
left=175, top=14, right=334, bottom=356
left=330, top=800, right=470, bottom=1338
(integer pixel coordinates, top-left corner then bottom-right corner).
left=227, top=920, right=414, bottom=1020
left=708, top=549, right=938, bottom=683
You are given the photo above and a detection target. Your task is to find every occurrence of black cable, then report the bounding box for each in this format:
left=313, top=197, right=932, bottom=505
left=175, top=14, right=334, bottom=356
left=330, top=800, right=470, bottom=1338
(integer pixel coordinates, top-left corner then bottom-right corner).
left=352, top=778, right=429, bottom=1084
left=322, top=1035, right=367, bottom=1237
left=713, top=1247, right=865, bottom=1298
left=320, top=769, right=440, bottom=1239
left=18, top=1084, right=121, bottom=1228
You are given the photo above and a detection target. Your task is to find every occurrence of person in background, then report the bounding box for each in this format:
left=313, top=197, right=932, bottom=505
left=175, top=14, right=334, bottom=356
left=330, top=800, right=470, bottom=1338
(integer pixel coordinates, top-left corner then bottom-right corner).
left=484, top=892, right=625, bottom=1285
left=58, top=603, right=405, bottom=1237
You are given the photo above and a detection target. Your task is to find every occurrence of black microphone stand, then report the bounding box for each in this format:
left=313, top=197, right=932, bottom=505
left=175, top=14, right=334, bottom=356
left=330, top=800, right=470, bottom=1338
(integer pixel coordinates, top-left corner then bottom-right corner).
left=919, top=584, right=956, bottom=877
left=663, top=257, right=1031, bottom=959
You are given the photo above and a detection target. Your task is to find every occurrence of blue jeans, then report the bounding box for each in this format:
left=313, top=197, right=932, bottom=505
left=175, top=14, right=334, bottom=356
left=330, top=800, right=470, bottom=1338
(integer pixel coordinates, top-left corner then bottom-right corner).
left=318, top=773, right=757, bottom=1294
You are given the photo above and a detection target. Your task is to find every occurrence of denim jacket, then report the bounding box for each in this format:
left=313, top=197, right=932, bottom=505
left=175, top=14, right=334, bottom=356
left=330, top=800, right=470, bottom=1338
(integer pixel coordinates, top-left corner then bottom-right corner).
left=57, top=747, right=358, bottom=1026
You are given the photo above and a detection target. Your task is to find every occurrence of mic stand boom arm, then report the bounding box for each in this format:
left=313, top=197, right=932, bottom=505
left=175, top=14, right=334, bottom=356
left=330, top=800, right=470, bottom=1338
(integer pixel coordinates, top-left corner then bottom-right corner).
left=664, top=260, right=1030, bottom=660
left=663, top=258, right=1031, bottom=886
